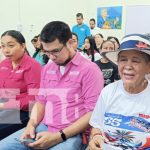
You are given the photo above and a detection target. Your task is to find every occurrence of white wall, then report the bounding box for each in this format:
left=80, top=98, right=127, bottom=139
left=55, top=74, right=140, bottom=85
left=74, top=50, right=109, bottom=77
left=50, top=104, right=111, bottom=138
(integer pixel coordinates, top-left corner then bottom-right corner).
left=90, top=0, right=150, bottom=41
left=125, top=5, right=150, bottom=34
left=0, top=0, right=93, bottom=55
left=0, top=0, right=150, bottom=54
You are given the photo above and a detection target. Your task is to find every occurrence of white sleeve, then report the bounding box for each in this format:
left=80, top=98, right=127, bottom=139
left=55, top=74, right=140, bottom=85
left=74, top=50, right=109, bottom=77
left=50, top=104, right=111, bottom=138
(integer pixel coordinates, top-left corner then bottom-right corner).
left=94, top=53, right=102, bottom=61
left=89, top=92, right=105, bottom=130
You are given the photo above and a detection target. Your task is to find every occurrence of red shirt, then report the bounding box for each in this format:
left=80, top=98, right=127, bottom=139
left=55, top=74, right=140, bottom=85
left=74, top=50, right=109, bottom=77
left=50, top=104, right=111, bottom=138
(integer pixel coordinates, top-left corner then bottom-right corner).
left=0, top=53, right=41, bottom=111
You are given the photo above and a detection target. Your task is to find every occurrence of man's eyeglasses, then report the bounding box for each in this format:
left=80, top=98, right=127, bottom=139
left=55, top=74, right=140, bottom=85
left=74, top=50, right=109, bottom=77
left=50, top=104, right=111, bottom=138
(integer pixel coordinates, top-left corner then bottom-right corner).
left=43, top=45, right=65, bottom=56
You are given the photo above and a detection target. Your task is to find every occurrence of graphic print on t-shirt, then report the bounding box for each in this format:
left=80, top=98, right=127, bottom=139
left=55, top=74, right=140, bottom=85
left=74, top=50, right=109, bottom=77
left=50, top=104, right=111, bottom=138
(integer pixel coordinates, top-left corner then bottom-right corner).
left=102, top=69, right=113, bottom=85
left=103, top=112, right=150, bottom=149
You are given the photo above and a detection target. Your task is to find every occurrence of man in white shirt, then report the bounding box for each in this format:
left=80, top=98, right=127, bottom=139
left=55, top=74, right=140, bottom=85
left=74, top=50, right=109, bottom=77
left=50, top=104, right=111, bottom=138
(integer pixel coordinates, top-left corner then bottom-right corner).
left=89, top=18, right=101, bottom=36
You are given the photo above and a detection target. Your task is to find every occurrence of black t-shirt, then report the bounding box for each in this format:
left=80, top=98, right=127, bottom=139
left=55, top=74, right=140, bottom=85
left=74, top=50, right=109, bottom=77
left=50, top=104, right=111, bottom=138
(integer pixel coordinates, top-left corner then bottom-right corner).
left=95, top=60, right=120, bottom=86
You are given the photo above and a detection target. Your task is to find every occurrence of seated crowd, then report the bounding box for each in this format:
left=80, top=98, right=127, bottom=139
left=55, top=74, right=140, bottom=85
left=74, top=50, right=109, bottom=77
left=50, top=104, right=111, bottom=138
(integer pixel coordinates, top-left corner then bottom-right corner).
left=0, top=14, right=149, bottom=150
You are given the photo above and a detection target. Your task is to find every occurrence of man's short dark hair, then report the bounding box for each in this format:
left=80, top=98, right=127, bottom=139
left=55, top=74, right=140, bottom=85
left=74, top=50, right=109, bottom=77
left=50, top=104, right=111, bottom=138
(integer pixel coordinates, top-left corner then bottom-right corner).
left=40, top=21, right=72, bottom=45
left=90, top=18, right=96, bottom=23
left=76, top=13, right=83, bottom=18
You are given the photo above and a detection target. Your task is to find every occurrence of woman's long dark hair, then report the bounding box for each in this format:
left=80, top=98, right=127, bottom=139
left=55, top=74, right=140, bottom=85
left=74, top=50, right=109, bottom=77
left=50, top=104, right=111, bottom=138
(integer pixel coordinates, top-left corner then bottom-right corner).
left=83, top=36, right=98, bottom=62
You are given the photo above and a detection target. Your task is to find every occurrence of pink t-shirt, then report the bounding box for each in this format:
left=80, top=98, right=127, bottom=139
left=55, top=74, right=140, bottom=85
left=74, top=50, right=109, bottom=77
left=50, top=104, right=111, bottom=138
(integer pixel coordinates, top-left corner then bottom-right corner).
left=37, top=52, right=104, bottom=132
left=0, top=53, right=42, bottom=111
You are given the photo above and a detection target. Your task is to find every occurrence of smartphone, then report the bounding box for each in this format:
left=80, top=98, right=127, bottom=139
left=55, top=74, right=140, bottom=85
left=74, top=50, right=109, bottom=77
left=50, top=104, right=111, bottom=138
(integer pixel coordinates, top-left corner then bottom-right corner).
left=15, top=138, right=36, bottom=144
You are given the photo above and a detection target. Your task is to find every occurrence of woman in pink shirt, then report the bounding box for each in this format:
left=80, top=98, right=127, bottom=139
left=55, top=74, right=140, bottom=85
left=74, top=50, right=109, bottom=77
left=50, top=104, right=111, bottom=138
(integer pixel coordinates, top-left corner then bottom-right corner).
left=0, top=30, right=41, bottom=139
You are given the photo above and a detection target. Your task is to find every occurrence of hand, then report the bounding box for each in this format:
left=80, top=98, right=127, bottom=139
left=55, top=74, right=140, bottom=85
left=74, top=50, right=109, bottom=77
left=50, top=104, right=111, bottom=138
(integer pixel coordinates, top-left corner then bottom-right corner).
left=20, top=124, right=36, bottom=140
left=27, top=131, right=62, bottom=149
left=89, top=135, right=103, bottom=150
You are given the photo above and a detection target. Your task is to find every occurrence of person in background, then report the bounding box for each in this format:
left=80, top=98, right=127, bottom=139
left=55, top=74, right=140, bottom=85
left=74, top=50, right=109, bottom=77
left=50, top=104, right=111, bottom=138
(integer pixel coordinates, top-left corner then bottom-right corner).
left=107, top=36, right=120, bottom=50
left=95, top=40, right=119, bottom=86
left=94, top=33, right=104, bottom=51
left=32, top=34, right=41, bottom=56
left=89, top=18, right=101, bottom=37
left=72, top=32, right=81, bottom=51
left=0, top=30, right=41, bottom=139
left=32, top=34, right=49, bottom=65
left=0, top=21, right=104, bottom=150
left=89, top=34, right=150, bottom=150
left=83, top=36, right=102, bottom=62
left=72, top=13, right=91, bottom=49
left=72, top=32, right=89, bottom=59
left=31, top=35, right=38, bottom=49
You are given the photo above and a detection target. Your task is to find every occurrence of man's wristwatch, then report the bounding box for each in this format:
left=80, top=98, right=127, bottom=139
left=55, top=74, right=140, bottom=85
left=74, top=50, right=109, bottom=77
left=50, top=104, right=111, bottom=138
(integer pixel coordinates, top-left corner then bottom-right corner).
left=59, top=130, right=67, bottom=141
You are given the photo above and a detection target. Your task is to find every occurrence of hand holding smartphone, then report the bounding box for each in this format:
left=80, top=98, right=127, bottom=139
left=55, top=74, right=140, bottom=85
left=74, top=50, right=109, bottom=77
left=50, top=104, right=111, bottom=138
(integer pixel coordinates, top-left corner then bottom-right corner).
left=15, top=138, right=36, bottom=144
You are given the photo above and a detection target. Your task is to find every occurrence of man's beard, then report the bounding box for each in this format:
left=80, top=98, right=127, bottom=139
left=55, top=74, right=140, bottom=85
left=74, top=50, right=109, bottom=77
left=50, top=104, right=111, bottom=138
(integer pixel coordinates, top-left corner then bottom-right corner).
left=58, top=56, right=72, bottom=66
